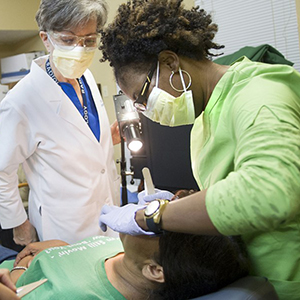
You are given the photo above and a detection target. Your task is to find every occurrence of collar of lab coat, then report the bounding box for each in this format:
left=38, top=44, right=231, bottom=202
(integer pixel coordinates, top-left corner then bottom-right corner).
left=30, top=55, right=101, bottom=144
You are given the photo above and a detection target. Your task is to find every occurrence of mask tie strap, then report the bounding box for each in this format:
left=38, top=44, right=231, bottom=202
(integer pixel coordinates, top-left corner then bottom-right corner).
left=178, top=67, right=187, bottom=92
left=155, top=61, right=160, bottom=88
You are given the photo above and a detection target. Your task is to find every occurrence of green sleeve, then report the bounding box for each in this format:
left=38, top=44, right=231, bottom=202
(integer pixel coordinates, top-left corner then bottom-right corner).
left=206, top=104, right=300, bottom=235
left=0, top=260, right=14, bottom=270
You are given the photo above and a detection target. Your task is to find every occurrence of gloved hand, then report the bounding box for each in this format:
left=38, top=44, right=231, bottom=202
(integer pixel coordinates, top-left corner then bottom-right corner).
left=99, top=204, right=155, bottom=235
left=138, top=188, right=175, bottom=205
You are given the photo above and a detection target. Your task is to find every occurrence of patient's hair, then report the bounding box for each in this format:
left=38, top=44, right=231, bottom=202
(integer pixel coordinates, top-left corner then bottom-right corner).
left=100, top=0, right=224, bottom=81
left=152, top=233, right=249, bottom=300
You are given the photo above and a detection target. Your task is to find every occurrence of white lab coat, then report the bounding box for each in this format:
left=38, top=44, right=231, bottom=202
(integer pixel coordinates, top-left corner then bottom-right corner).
left=0, top=56, right=120, bottom=244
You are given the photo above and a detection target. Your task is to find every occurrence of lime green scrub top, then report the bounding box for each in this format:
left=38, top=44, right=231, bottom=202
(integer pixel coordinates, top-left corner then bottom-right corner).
left=0, top=236, right=126, bottom=300
left=191, top=57, right=300, bottom=300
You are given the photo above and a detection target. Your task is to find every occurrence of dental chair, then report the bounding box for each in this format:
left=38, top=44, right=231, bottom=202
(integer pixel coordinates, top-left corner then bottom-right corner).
left=191, top=276, right=279, bottom=300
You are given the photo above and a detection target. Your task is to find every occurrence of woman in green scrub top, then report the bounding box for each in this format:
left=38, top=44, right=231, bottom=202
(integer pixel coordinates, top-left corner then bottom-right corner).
left=98, top=1, right=300, bottom=299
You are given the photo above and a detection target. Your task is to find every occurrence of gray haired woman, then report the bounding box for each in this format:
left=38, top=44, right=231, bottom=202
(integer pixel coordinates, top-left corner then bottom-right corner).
left=0, top=0, right=120, bottom=247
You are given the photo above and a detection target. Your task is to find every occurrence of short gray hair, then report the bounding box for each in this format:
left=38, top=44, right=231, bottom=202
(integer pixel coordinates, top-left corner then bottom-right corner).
left=36, top=0, right=108, bottom=32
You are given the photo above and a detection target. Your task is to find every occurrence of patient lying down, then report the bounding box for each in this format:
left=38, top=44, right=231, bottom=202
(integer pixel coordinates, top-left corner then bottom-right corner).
left=1, top=231, right=249, bottom=300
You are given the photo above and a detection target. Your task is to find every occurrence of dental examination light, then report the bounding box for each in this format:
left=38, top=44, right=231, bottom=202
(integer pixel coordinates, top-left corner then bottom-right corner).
left=114, top=93, right=143, bottom=152
left=113, top=92, right=143, bottom=206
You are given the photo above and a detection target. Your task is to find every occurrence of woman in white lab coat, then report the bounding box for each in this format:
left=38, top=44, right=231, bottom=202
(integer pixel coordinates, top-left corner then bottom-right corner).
left=0, top=0, right=120, bottom=245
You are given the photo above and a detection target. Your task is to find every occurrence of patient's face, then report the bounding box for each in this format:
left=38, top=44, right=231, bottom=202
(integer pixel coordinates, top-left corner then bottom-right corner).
left=119, top=233, right=160, bottom=262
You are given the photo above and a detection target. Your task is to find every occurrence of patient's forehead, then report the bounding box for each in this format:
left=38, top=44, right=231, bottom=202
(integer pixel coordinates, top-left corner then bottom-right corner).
left=120, top=233, right=160, bottom=256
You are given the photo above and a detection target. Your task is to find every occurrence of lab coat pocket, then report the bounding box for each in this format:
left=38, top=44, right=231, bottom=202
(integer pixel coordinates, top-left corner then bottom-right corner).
left=40, top=201, right=101, bottom=244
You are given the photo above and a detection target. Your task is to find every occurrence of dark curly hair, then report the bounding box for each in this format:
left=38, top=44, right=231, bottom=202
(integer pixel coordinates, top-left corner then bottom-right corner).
left=100, top=0, right=224, bottom=78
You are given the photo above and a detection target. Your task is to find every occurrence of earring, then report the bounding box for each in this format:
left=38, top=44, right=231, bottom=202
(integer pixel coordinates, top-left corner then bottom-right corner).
left=169, top=69, right=192, bottom=92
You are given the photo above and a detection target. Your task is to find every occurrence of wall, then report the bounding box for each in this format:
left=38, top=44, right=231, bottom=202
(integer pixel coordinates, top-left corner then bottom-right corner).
left=297, top=0, right=300, bottom=44
left=0, top=0, right=39, bottom=30
left=0, top=0, right=43, bottom=58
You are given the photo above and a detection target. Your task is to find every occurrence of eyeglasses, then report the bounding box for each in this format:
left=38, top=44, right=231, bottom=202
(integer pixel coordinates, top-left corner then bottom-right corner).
left=48, top=31, right=100, bottom=51
left=134, top=63, right=157, bottom=112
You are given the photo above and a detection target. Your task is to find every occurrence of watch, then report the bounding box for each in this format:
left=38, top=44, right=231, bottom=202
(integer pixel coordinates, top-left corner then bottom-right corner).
left=144, top=199, right=169, bottom=234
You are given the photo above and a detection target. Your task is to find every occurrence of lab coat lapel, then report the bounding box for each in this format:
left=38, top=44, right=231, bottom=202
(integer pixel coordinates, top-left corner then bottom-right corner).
left=57, top=92, right=97, bottom=143
left=31, top=57, right=98, bottom=144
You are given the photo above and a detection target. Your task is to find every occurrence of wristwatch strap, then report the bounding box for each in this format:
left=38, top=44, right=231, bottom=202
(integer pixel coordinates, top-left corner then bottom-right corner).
left=146, top=217, right=163, bottom=234
left=144, top=199, right=169, bottom=234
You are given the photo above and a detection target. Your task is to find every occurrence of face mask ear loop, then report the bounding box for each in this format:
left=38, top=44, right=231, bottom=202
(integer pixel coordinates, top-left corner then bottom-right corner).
left=47, top=33, right=55, bottom=51
left=156, top=61, right=160, bottom=88
left=47, top=33, right=52, bottom=44
left=178, top=67, right=187, bottom=92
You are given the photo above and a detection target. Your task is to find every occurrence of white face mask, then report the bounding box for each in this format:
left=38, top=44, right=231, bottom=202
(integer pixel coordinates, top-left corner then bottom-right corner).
left=52, top=46, right=95, bottom=79
left=143, top=63, right=195, bottom=127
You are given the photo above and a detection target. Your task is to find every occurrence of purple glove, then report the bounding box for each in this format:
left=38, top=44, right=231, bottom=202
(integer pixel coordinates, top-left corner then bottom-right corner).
left=138, top=189, right=175, bottom=205
left=99, top=204, right=154, bottom=235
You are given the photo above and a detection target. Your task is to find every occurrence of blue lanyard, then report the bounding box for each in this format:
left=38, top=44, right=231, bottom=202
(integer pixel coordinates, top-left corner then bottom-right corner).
left=45, top=59, right=89, bottom=125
